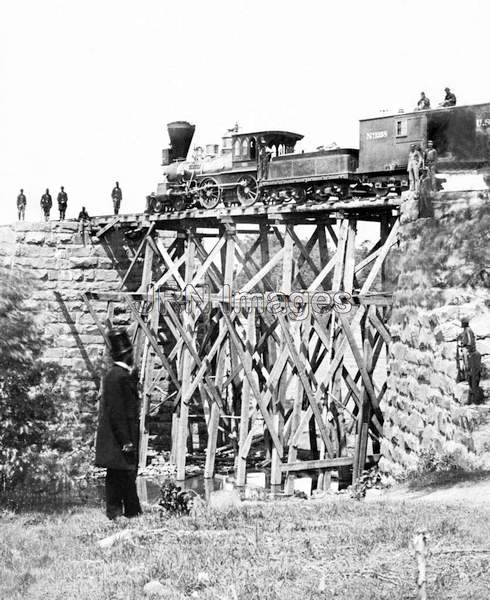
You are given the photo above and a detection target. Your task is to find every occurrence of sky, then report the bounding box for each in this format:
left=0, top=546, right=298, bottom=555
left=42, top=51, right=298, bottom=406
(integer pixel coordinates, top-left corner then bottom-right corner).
left=0, top=0, right=489, bottom=226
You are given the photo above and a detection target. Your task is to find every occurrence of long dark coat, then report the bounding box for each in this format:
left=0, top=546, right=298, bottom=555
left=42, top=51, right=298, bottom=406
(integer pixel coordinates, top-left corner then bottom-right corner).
left=95, top=364, right=140, bottom=470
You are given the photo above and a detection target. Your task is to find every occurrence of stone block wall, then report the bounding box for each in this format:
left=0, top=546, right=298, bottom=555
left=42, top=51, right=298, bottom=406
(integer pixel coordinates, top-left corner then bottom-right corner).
left=0, top=220, right=175, bottom=398
left=380, top=190, right=490, bottom=478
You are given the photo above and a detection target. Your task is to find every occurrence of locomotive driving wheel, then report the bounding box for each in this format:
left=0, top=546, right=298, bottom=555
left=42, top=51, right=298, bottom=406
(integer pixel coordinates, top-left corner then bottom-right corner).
left=237, top=175, right=258, bottom=207
left=198, top=178, right=221, bottom=209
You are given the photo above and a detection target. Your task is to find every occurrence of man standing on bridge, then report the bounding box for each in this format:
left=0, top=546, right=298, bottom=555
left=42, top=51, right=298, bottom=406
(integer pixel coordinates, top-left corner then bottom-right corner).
left=40, top=189, right=52, bottom=221
left=57, top=186, right=68, bottom=220
left=111, top=181, right=122, bottom=215
left=17, top=189, right=26, bottom=220
left=95, top=328, right=142, bottom=520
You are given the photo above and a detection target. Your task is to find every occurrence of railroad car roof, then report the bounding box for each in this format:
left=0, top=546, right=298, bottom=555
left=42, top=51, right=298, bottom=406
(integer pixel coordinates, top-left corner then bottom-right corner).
left=231, top=130, right=304, bottom=141
left=360, top=102, right=490, bottom=122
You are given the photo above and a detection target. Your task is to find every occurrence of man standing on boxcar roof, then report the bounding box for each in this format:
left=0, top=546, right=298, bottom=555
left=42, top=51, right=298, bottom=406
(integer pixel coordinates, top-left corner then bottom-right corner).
left=112, top=181, right=122, bottom=215
left=95, top=328, right=142, bottom=520
left=17, top=189, right=26, bottom=220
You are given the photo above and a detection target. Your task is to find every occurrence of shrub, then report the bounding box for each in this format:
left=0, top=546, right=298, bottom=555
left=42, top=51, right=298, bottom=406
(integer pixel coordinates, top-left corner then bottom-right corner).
left=158, top=481, right=195, bottom=515
left=0, top=267, right=95, bottom=498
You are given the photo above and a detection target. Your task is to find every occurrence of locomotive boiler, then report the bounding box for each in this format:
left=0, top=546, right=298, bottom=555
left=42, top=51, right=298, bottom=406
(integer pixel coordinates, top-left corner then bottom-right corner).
left=146, top=102, right=490, bottom=213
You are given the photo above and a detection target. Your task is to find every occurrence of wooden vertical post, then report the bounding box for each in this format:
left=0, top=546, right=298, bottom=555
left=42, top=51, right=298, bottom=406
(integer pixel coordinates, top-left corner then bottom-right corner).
left=236, top=306, right=256, bottom=486
left=285, top=316, right=311, bottom=495
left=176, top=228, right=196, bottom=481
left=271, top=224, right=294, bottom=487
left=259, top=223, right=276, bottom=463
left=134, top=237, right=154, bottom=467
left=138, top=293, right=159, bottom=470
left=204, top=224, right=236, bottom=478
left=317, top=219, right=347, bottom=490
left=353, top=309, right=374, bottom=482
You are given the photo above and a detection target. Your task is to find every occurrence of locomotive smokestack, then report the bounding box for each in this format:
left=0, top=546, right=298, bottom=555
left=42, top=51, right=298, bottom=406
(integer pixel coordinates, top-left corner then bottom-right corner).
left=167, top=121, right=195, bottom=161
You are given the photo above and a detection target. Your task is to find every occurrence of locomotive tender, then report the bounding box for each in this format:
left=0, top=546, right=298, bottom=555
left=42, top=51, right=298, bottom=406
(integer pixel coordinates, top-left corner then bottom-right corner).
left=146, top=102, right=490, bottom=213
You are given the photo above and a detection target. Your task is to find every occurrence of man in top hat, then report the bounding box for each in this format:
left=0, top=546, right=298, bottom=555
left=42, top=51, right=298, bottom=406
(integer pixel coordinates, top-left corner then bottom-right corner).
left=95, top=328, right=142, bottom=519
left=57, top=186, right=68, bottom=220
left=17, top=189, right=26, bottom=220
left=457, top=317, right=482, bottom=404
left=111, top=181, right=122, bottom=215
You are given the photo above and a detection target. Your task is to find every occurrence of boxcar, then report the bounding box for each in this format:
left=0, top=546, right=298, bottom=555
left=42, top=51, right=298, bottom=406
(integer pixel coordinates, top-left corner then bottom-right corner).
left=358, top=102, right=490, bottom=174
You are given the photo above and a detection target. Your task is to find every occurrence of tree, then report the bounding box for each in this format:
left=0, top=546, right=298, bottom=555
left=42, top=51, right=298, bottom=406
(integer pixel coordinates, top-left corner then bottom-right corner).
left=0, top=267, right=95, bottom=496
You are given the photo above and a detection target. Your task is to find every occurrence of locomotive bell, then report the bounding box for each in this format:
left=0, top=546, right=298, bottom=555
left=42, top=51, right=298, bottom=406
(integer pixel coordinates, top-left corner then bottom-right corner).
left=167, top=121, right=196, bottom=161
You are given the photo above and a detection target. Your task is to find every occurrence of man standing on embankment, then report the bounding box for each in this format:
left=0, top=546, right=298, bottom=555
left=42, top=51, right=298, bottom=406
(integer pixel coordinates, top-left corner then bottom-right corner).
left=95, top=328, right=142, bottom=520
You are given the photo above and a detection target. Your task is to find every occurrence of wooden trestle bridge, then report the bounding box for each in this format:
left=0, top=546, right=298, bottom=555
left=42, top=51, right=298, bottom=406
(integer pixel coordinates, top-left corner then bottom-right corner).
left=86, top=196, right=401, bottom=491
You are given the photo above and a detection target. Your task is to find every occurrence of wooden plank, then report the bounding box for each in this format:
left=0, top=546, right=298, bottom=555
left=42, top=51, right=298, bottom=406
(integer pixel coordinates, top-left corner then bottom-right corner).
left=291, top=228, right=319, bottom=289
left=156, top=243, right=186, bottom=290
left=194, top=236, right=225, bottom=289
left=276, top=311, right=334, bottom=457
left=119, top=224, right=155, bottom=290
left=272, top=225, right=294, bottom=486
left=153, top=254, right=186, bottom=290
left=238, top=247, right=284, bottom=294
left=306, top=253, right=336, bottom=293
left=191, top=236, right=226, bottom=287
left=236, top=307, right=256, bottom=486
left=234, top=232, right=276, bottom=293
left=95, top=216, right=121, bottom=238
left=343, top=220, right=357, bottom=294
left=285, top=317, right=310, bottom=494
left=337, top=312, right=377, bottom=409
left=138, top=297, right=159, bottom=469
left=163, top=301, right=226, bottom=411
left=288, top=228, right=321, bottom=279
left=353, top=331, right=374, bottom=482
left=325, top=222, right=338, bottom=246
left=220, top=306, right=283, bottom=457
left=125, top=297, right=181, bottom=393
left=360, top=218, right=399, bottom=292
left=205, top=228, right=236, bottom=478
left=368, top=310, right=391, bottom=345
left=176, top=230, right=196, bottom=480
left=319, top=220, right=399, bottom=389
left=281, top=454, right=380, bottom=473
left=81, top=293, right=111, bottom=347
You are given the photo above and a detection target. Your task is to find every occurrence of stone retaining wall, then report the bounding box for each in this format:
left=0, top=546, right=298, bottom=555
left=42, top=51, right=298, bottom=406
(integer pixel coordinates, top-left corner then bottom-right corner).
left=0, top=220, right=175, bottom=397
left=379, top=191, right=490, bottom=478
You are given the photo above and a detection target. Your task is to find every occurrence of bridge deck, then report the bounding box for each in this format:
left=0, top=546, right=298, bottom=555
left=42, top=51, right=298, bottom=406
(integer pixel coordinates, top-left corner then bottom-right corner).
left=90, top=196, right=401, bottom=229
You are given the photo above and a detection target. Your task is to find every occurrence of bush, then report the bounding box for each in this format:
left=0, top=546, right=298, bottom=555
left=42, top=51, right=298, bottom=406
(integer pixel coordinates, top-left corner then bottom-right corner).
left=158, top=481, right=195, bottom=515
left=0, top=267, right=95, bottom=498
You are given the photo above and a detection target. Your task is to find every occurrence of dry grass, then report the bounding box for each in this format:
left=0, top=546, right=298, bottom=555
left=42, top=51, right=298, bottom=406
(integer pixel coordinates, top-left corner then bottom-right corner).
left=1, top=497, right=490, bottom=599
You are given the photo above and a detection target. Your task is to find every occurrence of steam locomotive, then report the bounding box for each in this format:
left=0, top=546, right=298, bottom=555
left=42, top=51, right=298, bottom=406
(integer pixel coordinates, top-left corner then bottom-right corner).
left=146, top=102, right=490, bottom=212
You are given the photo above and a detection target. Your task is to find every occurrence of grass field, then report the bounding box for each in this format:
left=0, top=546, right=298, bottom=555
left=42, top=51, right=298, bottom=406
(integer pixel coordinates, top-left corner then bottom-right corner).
left=1, top=496, right=489, bottom=600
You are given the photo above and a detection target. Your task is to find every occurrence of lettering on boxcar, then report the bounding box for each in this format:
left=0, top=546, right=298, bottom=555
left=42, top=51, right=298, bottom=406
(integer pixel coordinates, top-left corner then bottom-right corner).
left=366, top=130, right=388, bottom=140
